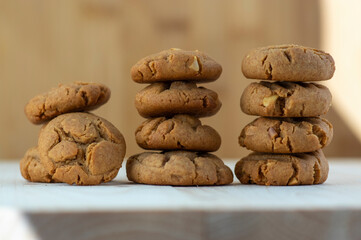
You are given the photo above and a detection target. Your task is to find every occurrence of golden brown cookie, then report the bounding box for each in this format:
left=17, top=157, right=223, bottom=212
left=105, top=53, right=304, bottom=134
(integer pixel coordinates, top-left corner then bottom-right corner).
left=242, top=44, right=335, bottom=81
left=25, top=82, right=111, bottom=124
left=235, top=150, right=328, bottom=185
left=239, top=117, right=333, bottom=153
left=126, top=151, right=233, bottom=186
left=37, top=112, right=126, bottom=185
left=131, top=48, right=222, bottom=83
left=136, top=115, right=221, bottom=152
left=20, top=147, right=52, bottom=183
left=135, top=81, right=221, bottom=118
left=241, top=81, right=332, bottom=117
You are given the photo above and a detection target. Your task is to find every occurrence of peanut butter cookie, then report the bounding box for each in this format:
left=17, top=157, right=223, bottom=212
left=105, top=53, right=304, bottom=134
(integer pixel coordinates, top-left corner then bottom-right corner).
left=131, top=48, right=222, bottom=83
left=37, top=112, right=126, bottom=185
left=241, top=81, right=332, bottom=117
left=239, top=117, right=333, bottom=153
left=25, top=82, right=110, bottom=124
left=126, top=151, right=233, bottom=186
left=242, top=44, right=335, bottom=81
left=135, top=81, right=221, bottom=118
left=235, top=150, right=328, bottom=185
left=136, top=115, right=221, bottom=152
left=20, top=147, right=52, bottom=183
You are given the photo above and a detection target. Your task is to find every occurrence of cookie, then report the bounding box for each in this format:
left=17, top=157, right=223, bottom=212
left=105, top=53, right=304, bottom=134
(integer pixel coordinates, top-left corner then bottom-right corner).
left=136, top=115, right=221, bottom=152
left=37, top=112, right=126, bottom=185
left=241, top=81, right=332, bottom=117
left=126, top=151, right=233, bottom=186
left=242, top=44, right=335, bottom=81
left=239, top=117, right=333, bottom=153
left=25, top=82, right=111, bottom=124
left=235, top=150, right=328, bottom=185
left=20, top=147, right=52, bottom=183
left=135, top=81, right=221, bottom=118
left=131, top=48, right=222, bottom=83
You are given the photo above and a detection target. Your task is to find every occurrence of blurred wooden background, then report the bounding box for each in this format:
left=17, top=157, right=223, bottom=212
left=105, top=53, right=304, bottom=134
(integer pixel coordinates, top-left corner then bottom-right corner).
left=1, top=0, right=360, bottom=159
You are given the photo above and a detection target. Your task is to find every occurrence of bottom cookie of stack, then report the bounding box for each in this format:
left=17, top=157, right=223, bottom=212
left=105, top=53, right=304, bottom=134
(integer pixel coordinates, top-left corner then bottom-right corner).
left=20, top=112, right=126, bottom=185
left=234, top=150, right=328, bottom=186
left=126, top=151, right=233, bottom=186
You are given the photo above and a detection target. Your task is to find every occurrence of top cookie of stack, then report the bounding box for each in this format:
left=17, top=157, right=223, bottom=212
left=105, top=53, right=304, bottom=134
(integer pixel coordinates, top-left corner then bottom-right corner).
left=242, top=44, right=335, bottom=82
left=25, top=82, right=111, bottom=124
left=131, top=48, right=222, bottom=83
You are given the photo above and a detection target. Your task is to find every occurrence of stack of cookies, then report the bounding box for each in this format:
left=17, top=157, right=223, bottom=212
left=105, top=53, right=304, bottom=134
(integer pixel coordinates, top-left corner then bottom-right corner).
left=235, top=44, right=335, bottom=186
left=127, top=48, right=233, bottom=186
left=21, top=82, right=126, bottom=185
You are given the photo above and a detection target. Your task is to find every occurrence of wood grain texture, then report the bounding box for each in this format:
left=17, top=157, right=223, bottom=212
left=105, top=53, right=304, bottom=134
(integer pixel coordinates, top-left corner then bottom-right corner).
left=0, top=0, right=360, bottom=159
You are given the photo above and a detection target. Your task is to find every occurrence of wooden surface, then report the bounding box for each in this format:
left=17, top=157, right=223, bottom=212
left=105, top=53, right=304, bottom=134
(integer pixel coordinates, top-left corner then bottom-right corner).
left=1, top=0, right=361, bottom=159
left=1, top=159, right=361, bottom=240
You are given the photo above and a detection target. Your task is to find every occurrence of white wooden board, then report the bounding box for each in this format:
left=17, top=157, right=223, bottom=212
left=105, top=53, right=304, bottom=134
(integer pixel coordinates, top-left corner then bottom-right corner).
left=1, top=159, right=361, bottom=240
left=1, top=160, right=361, bottom=212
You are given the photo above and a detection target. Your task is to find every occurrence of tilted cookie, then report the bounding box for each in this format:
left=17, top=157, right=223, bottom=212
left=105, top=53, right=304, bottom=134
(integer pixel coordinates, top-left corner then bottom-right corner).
left=37, top=112, right=126, bottom=185
left=136, top=115, right=221, bottom=152
left=135, top=81, right=221, bottom=118
left=235, top=150, right=328, bottom=186
left=239, top=117, right=333, bottom=153
left=241, top=81, right=332, bottom=117
left=242, top=44, right=335, bottom=81
left=25, top=82, right=110, bottom=124
left=131, top=48, right=222, bottom=83
left=126, top=151, right=233, bottom=186
left=20, top=147, right=52, bottom=183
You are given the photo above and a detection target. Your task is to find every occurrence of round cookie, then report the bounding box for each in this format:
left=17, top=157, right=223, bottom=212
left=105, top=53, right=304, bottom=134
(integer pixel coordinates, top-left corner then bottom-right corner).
left=20, top=147, right=52, bottom=183
left=38, top=112, right=126, bottom=185
left=235, top=150, right=329, bottom=186
left=25, top=82, right=111, bottom=124
left=239, top=117, right=333, bottom=153
left=242, top=44, right=335, bottom=81
left=135, top=81, right=221, bottom=118
left=131, top=48, right=222, bottom=83
left=126, top=151, right=233, bottom=186
left=241, top=81, right=332, bottom=117
left=136, top=115, right=221, bottom=152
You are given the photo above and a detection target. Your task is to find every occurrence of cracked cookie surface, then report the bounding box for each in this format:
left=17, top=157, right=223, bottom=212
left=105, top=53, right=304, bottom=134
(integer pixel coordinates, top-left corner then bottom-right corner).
left=25, top=82, right=111, bottom=124
left=235, top=150, right=328, bottom=185
left=126, top=151, right=233, bottom=185
left=239, top=117, right=333, bottom=153
left=37, top=112, right=126, bottom=185
left=135, top=81, right=221, bottom=118
left=20, top=147, right=52, bottom=183
left=136, top=115, right=221, bottom=152
left=131, top=48, right=222, bottom=83
left=241, top=81, right=332, bottom=117
left=242, top=44, right=335, bottom=81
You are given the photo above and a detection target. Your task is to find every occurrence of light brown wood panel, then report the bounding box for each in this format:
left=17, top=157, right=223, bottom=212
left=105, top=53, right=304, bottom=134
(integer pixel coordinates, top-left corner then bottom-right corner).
left=0, top=0, right=359, bottom=159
